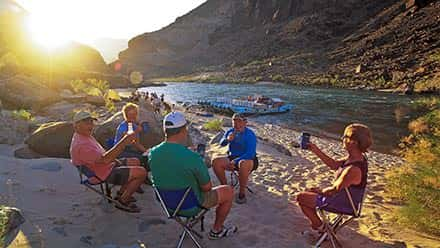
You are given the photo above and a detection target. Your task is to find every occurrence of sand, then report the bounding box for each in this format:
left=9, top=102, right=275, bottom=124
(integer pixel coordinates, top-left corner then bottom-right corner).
left=1, top=109, right=439, bottom=248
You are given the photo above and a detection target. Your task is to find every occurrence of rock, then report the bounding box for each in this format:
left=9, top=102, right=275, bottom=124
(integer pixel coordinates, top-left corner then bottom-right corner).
left=31, top=161, right=62, bottom=172
left=394, top=83, right=414, bottom=94
left=210, top=131, right=225, bottom=144
left=14, top=146, right=45, bottom=159
left=355, top=64, right=365, bottom=74
left=80, top=235, right=94, bottom=246
left=137, top=218, right=166, bottom=232
left=0, top=111, right=31, bottom=145
left=0, top=75, right=61, bottom=110
left=392, top=71, right=405, bottom=82
left=52, top=227, right=67, bottom=237
left=0, top=206, right=25, bottom=247
left=222, top=118, right=232, bottom=127
left=25, top=122, right=74, bottom=158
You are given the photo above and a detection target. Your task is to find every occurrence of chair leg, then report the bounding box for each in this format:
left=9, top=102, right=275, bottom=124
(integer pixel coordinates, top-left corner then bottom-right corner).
left=176, top=230, right=186, bottom=248
left=105, top=183, right=112, bottom=203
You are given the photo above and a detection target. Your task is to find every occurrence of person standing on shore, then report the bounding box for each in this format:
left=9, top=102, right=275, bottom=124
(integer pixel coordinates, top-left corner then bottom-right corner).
left=296, top=123, right=372, bottom=232
left=212, top=113, right=258, bottom=204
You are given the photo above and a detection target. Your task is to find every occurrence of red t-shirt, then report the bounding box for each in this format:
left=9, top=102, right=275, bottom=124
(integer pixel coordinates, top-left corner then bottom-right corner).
left=70, top=132, right=113, bottom=180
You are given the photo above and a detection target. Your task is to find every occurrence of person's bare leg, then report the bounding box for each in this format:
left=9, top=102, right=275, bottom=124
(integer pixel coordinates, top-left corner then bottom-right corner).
left=119, top=167, right=147, bottom=203
left=297, top=192, right=322, bottom=228
left=238, top=160, right=253, bottom=196
left=212, top=157, right=230, bottom=185
left=212, top=185, right=234, bottom=231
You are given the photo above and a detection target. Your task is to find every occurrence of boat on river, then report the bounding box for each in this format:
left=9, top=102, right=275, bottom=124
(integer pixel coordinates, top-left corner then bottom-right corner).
left=198, top=95, right=293, bottom=115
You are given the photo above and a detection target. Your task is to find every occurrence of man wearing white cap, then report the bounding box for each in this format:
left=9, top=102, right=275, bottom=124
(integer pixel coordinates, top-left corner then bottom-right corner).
left=70, top=110, right=147, bottom=213
left=148, top=112, right=238, bottom=239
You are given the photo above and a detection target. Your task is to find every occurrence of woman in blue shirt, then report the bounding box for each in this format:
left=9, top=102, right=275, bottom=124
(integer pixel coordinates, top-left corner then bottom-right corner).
left=114, top=103, right=147, bottom=159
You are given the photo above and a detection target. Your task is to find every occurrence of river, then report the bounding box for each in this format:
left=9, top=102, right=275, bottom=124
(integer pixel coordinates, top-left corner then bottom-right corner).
left=138, top=82, right=422, bottom=154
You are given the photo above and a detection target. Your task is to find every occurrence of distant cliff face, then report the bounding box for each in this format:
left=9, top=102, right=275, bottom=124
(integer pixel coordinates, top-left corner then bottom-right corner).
left=118, top=0, right=398, bottom=76
left=119, top=0, right=439, bottom=92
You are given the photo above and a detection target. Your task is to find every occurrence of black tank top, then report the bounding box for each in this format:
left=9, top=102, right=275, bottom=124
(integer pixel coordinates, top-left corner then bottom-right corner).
left=335, top=158, right=368, bottom=189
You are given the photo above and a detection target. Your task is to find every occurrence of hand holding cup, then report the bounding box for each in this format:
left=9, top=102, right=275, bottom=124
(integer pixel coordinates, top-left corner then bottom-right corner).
left=227, top=131, right=236, bottom=142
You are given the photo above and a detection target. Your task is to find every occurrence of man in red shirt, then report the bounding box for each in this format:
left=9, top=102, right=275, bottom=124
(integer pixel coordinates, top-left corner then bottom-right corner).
left=70, top=111, right=147, bottom=212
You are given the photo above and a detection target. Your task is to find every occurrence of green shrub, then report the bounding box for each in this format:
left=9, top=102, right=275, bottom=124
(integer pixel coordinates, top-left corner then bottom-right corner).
left=12, top=109, right=34, bottom=121
left=203, top=119, right=223, bottom=132
left=70, top=79, right=120, bottom=112
left=386, top=97, right=440, bottom=236
left=272, top=74, right=284, bottom=82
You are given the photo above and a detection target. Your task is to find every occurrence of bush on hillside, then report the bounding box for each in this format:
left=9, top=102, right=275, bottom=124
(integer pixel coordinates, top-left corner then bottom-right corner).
left=203, top=119, right=223, bottom=132
left=386, top=97, right=440, bottom=236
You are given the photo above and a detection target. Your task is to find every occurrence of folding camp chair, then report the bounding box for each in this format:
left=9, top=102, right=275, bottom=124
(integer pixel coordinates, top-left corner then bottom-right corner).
left=75, top=165, right=118, bottom=205
left=153, top=186, right=209, bottom=248
left=314, top=188, right=365, bottom=248
left=229, top=157, right=259, bottom=194
left=230, top=170, right=254, bottom=194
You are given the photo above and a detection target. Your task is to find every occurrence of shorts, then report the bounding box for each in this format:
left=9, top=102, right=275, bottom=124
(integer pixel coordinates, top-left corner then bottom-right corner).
left=201, top=190, right=218, bottom=208
left=228, top=155, right=259, bottom=171
left=105, top=159, right=130, bottom=185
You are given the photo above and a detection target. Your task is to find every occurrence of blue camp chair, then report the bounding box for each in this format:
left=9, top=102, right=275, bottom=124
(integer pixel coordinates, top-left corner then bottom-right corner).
left=314, top=188, right=366, bottom=248
left=153, top=186, right=209, bottom=248
left=75, top=165, right=119, bottom=206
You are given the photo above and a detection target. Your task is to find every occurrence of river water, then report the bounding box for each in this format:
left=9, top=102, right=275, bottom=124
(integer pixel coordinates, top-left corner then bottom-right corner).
left=139, top=82, right=421, bottom=154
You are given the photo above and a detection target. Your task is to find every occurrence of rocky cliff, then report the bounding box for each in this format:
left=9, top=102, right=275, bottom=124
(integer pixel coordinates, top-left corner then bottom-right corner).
left=118, top=0, right=439, bottom=92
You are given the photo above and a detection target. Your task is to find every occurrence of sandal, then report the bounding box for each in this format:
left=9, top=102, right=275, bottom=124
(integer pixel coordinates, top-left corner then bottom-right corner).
left=115, top=199, right=141, bottom=213
left=116, top=193, right=137, bottom=203
left=208, top=225, right=238, bottom=240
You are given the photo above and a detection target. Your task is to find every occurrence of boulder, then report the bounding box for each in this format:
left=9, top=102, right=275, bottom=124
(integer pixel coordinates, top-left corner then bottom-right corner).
left=0, top=206, right=25, bottom=247
left=25, top=122, right=74, bottom=158
left=0, top=111, right=31, bottom=145
left=0, top=75, right=61, bottom=110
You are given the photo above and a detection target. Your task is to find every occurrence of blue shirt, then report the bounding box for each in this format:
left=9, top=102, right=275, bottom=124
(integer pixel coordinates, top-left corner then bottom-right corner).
left=220, top=127, right=257, bottom=164
left=114, top=121, right=139, bottom=145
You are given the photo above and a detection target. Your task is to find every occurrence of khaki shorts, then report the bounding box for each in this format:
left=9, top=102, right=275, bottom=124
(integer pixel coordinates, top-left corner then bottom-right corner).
left=201, top=190, right=218, bottom=208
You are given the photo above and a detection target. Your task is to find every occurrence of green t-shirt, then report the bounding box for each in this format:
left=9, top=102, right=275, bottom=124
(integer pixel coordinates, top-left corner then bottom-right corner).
left=148, top=142, right=210, bottom=216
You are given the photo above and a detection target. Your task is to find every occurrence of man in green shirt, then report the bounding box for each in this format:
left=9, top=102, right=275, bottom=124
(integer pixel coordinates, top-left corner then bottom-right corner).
left=149, top=112, right=237, bottom=240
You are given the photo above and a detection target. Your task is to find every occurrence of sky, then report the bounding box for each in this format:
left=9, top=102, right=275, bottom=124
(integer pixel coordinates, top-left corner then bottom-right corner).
left=15, top=0, right=206, bottom=45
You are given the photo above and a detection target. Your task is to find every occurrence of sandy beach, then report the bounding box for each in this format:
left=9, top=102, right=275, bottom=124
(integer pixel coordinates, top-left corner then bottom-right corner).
left=1, top=107, right=439, bottom=248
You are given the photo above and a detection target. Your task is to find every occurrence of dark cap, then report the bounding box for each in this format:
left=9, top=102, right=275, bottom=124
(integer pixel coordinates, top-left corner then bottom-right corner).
left=232, top=113, right=247, bottom=121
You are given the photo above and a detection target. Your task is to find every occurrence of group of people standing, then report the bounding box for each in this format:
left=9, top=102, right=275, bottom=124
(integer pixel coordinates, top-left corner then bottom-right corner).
left=70, top=99, right=372, bottom=241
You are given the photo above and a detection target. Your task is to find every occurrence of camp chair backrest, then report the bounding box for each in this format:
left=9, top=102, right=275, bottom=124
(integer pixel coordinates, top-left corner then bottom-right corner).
left=154, top=186, right=201, bottom=218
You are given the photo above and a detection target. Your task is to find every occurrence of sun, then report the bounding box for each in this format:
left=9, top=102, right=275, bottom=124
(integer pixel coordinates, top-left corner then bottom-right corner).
left=27, top=13, right=71, bottom=51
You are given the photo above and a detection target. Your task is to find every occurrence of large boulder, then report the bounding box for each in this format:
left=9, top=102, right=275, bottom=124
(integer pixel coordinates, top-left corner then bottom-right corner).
left=25, top=122, right=74, bottom=158
left=0, top=75, right=61, bottom=110
left=0, top=110, right=32, bottom=145
left=0, top=206, right=25, bottom=247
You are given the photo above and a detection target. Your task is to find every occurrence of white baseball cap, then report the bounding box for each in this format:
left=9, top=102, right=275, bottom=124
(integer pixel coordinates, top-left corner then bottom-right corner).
left=163, top=112, right=187, bottom=129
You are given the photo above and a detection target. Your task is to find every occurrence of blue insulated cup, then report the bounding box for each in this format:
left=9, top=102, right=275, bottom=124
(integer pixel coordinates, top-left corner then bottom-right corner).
left=300, top=132, right=311, bottom=149
left=197, top=144, right=206, bottom=158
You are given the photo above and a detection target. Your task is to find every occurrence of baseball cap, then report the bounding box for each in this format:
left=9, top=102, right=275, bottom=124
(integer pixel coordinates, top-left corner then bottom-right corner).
left=232, top=113, right=247, bottom=121
left=163, top=112, right=187, bottom=129
left=73, top=111, right=97, bottom=123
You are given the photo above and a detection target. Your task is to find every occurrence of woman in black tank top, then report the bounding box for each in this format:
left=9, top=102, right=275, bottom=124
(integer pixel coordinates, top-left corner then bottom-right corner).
left=296, top=123, right=373, bottom=231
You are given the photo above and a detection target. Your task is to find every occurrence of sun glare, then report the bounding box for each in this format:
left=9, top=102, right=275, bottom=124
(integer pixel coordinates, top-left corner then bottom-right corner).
left=27, top=14, right=71, bottom=51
